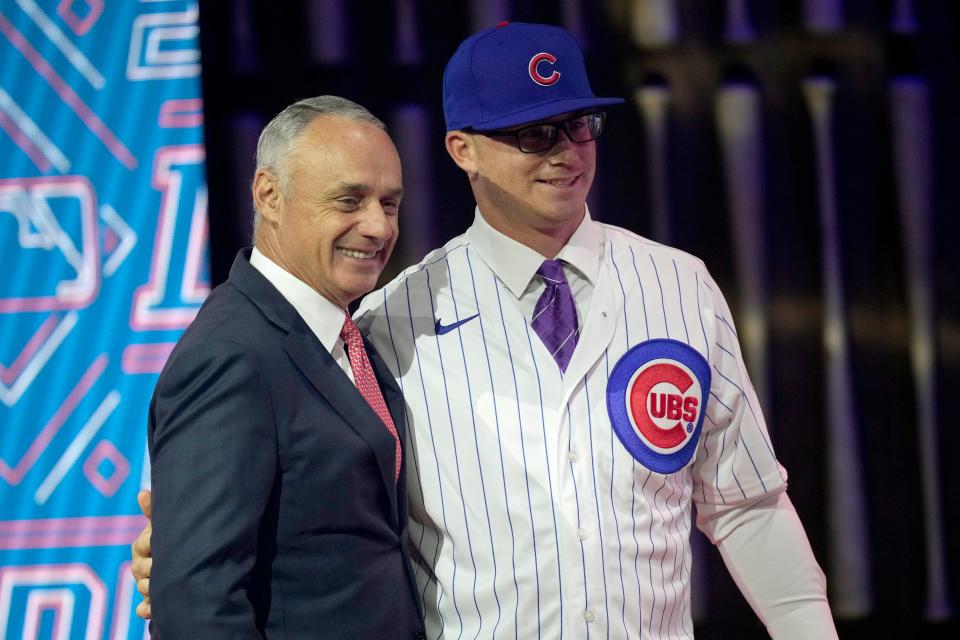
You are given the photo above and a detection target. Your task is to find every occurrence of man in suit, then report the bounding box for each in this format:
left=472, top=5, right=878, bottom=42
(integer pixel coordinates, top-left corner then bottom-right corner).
left=146, top=95, right=424, bottom=638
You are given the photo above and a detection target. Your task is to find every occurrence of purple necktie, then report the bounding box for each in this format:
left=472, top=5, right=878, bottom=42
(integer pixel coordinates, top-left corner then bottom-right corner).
left=531, top=260, right=579, bottom=372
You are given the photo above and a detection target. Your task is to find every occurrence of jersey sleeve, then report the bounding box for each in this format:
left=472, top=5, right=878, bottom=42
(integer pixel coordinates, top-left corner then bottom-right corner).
left=697, top=492, right=837, bottom=638
left=690, top=272, right=787, bottom=506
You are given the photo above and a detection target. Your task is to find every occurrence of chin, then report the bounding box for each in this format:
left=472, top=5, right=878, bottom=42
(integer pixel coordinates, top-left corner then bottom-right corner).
left=343, top=278, right=379, bottom=300
left=540, top=203, right=585, bottom=224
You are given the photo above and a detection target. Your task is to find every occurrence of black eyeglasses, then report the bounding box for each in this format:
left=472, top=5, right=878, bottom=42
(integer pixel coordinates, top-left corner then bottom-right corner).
left=478, top=112, right=606, bottom=153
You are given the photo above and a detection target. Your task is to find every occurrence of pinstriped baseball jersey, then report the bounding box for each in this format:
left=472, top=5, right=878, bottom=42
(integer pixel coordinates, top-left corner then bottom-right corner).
left=356, top=211, right=786, bottom=639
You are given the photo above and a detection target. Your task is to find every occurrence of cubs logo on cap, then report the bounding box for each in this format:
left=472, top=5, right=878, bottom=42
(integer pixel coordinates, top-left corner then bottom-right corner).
left=528, top=52, right=561, bottom=86
left=442, top=22, right=624, bottom=131
left=607, top=339, right=711, bottom=474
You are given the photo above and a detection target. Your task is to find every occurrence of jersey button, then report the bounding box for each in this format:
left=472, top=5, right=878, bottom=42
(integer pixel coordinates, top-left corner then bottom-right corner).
left=568, top=450, right=579, bottom=463
left=577, top=527, right=588, bottom=541
left=584, top=609, right=596, bottom=623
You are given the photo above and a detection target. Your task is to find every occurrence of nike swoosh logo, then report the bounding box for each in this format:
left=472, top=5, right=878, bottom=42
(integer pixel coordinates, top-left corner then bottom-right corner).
left=435, top=313, right=479, bottom=335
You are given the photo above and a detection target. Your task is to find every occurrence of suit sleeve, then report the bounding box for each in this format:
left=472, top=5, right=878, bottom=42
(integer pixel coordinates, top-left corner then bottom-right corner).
left=149, top=340, right=276, bottom=639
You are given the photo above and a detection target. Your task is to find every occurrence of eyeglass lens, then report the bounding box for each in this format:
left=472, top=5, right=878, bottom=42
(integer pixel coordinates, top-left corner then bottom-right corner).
left=515, top=113, right=604, bottom=152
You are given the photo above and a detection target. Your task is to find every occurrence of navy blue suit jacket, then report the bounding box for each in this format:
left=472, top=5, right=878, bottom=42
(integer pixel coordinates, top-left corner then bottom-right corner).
left=149, top=250, right=424, bottom=639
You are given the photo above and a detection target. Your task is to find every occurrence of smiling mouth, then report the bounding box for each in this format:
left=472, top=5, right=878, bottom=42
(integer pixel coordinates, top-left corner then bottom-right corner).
left=539, top=175, right=580, bottom=188
left=336, top=247, right=378, bottom=260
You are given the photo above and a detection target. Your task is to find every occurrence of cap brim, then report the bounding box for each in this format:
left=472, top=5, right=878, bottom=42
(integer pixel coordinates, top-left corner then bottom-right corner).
left=467, top=96, right=625, bottom=131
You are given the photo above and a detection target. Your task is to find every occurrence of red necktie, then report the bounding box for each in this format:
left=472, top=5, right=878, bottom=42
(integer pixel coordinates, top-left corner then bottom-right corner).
left=340, top=315, right=401, bottom=482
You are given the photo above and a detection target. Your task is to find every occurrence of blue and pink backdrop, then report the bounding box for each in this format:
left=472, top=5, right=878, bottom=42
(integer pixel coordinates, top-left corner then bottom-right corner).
left=1, top=2, right=206, bottom=637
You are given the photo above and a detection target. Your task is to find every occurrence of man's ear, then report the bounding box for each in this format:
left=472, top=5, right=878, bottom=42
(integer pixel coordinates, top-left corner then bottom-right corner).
left=252, top=169, right=282, bottom=223
left=445, top=131, right=478, bottom=177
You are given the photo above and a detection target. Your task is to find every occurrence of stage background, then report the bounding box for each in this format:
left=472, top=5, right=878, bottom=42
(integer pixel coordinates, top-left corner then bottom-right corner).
left=2, top=0, right=958, bottom=638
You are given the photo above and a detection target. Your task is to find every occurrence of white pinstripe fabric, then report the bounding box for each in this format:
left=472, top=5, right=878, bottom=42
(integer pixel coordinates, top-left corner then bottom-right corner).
left=356, top=212, right=786, bottom=639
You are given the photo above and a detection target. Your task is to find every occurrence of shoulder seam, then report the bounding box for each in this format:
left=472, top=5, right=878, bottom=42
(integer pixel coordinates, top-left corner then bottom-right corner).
left=603, top=224, right=708, bottom=271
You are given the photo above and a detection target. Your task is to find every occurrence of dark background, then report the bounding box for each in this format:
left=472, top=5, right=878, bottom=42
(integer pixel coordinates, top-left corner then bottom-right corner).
left=196, top=1, right=959, bottom=637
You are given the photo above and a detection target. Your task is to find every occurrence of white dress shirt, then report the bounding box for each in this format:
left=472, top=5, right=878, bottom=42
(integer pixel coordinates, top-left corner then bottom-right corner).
left=249, top=247, right=353, bottom=381
left=468, top=205, right=601, bottom=326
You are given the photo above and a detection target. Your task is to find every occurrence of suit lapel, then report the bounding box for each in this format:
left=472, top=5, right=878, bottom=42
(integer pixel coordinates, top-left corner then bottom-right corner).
left=367, top=344, right=403, bottom=429
left=284, top=324, right=400, bottom=528
left=368, top=344, right=407, bottom=525
left=230, top=248, right=402, bottom=528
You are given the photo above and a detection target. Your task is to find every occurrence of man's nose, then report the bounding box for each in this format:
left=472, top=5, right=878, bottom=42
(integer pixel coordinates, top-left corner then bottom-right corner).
left=358, top=204, right=392, bottom=239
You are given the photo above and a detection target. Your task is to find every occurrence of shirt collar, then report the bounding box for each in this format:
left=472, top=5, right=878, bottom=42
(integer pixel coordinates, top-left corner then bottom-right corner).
left=249, top=247, right=346, bottom=355
left=466, top=205, right=603, bottom=299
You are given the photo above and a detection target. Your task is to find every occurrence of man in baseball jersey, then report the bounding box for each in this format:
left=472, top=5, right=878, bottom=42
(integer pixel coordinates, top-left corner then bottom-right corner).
left=353, top=22, right=837, bottom=639
left=132, top=21, right=837, bottom=640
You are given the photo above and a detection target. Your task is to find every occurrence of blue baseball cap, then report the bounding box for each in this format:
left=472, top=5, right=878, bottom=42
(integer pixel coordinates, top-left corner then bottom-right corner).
left=443, top=22, right=625, bottom=132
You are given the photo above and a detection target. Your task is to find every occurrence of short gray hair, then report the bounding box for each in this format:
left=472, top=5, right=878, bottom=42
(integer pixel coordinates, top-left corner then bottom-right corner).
left=252, top=96, right=387, bottom=235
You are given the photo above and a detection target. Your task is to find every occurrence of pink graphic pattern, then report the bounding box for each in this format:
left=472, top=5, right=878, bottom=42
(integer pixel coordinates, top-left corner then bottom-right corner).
left=0, top=10, right=136, bottom=169
left=0, top=515, right=147, bottom=550
left=0, top=315, right=59, bottom=385
left=108, top=562, right=150, bottom=640
left=0, top=110, right=51, bottom=172
left=0, top=355, right=106, bottom=485
left=121, top=342, right=176, bottom=374
left=82, top=440, right=129, bottom=497
left=23, top=588, right=72, bottom=640
left=0, top=564, right=105, bottom=640
left=131, top=145, right=208, bottom=329
left=159, top=98, right=203, bottom=128
left=0, top=176, right=100, bottom=313
left=57, top=0, right=104, bottom=37
left=1, top=4, right=206, bottom=636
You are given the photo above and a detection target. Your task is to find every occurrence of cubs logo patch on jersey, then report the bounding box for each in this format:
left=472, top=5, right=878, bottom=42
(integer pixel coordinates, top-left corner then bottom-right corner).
left=607, top=339, right=711, bottom=473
